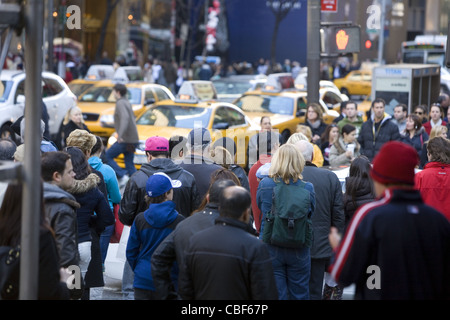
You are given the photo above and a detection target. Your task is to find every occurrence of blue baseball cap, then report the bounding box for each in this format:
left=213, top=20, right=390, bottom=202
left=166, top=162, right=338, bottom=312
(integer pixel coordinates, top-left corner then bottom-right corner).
left=146, top=172, right=182, bottom=197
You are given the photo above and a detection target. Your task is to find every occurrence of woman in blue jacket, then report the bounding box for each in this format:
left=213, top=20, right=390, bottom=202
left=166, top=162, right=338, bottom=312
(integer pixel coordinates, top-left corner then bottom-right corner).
left=126, top=172, right=184, bottom=300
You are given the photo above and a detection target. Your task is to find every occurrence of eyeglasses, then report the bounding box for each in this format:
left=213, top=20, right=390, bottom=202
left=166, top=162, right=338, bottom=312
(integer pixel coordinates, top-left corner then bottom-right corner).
left=414, top=112, right=423, bottom=115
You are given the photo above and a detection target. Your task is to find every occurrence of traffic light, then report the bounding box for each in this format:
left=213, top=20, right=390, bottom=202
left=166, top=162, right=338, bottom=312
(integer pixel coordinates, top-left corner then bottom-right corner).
left=330, top=25, right=361, bottom=54
left=365, top=40, right=372, bottom=50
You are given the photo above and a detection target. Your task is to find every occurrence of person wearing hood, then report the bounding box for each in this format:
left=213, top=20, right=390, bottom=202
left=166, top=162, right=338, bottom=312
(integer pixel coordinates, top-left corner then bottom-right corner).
left=126, top=172, right=185, bottom=300
left=357, top=98, right=401, bottom=161
left=399, top=114, right=428, bottom=160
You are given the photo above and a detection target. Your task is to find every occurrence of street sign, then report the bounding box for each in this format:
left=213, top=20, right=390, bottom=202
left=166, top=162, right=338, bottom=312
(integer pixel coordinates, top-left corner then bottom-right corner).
left=321, top=0, right=337, bottom=12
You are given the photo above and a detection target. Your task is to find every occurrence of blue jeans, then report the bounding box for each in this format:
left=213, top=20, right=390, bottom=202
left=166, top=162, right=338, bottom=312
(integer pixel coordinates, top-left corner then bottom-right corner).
left=100, top=224, right=115, bottom=264
left=268, top=245, right=311, bottom=300
left=105, top=142, right=137, bottom=178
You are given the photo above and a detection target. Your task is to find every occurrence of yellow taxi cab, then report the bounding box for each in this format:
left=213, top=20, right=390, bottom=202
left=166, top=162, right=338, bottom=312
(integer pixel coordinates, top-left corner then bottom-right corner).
left=68, top=64, right=116, bottom=97
left=333, top=69, right=372, bottom=97
left=107, top=80, right=258, bottom=170
left=77, top=80, right=175, bottom=140
left=233, top=73, right=343, bottom=142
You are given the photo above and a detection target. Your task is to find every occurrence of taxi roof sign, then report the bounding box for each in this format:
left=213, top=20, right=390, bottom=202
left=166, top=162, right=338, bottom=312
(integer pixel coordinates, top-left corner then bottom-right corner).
left=177, top=80, right=218, bottom=101
left=263, top=73, right=295, bottom=92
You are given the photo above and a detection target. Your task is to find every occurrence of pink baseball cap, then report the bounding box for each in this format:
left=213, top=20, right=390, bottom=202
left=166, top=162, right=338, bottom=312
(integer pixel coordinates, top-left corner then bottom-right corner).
left=145, top=136, right=169, bottom=152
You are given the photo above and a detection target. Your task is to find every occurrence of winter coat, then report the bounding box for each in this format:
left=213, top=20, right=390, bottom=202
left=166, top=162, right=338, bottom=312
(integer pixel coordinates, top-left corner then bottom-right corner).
left=56, top=120, right=91, bottom=150
left=330, top=188, right=450, bottom=300
left=302, top=163, right=345, bottom=258
left=88, top=156, right=121, bottom=210
left=304, top=120, right=328, bottom=145
left=178, top=216, right=279, bottom=300
left=423, top=120, right=447, bottom=135
left=68, top=173, right=114, bottom=243
left=329, top=137, right=361, bottom=167
left=337, top=116, right=364, bottom=137
left=357, top=115, right=401, bottom=161
left=43, top=182, right=81, bottom=268
left=126, top=201, right=184, bottom=291
left=415, top=162, right=450, bottom=221
left=151, top=203, right=220, bottom=300
left=179, top=154, right=222, bottom=200
left=343, top=176, right=375, bottom=229
left=68, top=173, right=114, bottom=288
left=114, top=97, right=139, bottom=144
left=118, top=158, right=200, bottom=226
left=229, top=164, right=250, bottom=191
left=400, top=127, right=428, bottom=160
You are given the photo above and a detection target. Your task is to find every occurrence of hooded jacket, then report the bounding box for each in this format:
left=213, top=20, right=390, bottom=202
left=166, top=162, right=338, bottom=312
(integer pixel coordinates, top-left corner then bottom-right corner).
left=43, top=182, right=81, bottom=268
left=67, top=173, right=114, bottom=243
left=88, top=156, right=121, bottom=210
left=118, top=158, right=200, bottom=226
left=126, top=201, right=184, bottom=291
left=415, top=162, right=450, bottom=221
left=357, top=114, right=401, bottom=161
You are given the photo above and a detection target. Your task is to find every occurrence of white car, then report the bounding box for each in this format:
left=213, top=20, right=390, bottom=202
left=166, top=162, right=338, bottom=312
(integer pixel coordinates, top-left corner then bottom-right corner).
left=0, top=70, right=77, bottom=142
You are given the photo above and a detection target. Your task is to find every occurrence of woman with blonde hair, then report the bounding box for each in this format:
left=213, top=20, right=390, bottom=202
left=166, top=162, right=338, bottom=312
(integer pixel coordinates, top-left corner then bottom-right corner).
left=293, top=126, right=324, bottom=167
left=56, top=106, right=91, bottom=149
left=257, top=144, right=316, bottom=300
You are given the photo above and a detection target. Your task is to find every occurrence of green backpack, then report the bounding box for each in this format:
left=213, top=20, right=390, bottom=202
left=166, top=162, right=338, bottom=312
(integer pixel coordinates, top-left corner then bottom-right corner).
left=262, top=180, right=313, bottom=249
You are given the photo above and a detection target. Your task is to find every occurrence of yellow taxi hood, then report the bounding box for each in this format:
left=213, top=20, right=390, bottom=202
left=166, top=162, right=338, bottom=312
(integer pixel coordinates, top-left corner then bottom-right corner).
left=78, top=102, right=115, bottom=113
left=136, top=125, right=192, bottom=141
left=248, top=113, right=294, bottom=129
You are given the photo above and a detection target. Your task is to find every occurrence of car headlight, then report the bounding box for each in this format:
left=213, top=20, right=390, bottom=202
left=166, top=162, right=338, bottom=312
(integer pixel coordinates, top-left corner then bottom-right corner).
left=100, top=114, right=115, bottom=128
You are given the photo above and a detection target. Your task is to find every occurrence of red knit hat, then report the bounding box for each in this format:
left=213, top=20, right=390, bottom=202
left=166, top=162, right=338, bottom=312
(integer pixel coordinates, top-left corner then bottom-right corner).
left=370, top=141, right=419, bottom=185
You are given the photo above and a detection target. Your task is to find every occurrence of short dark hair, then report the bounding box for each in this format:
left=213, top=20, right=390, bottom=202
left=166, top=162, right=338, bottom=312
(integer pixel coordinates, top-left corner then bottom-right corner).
left=113, top=83, right=127, bottom=97
left=219, top=186, right=251, bottom=219
left=395, top=103, right=408, bottom=113
left=208, top=179, right=237, bottom=204
left=41, top=151, right=71, bottom=182
left=372, top=98, right=386, bottom=108
left=344, top=100, right=357, bottom=110
left=0, top=138, right=17, bottom=160
left=341, top=124, right=356, bottom=136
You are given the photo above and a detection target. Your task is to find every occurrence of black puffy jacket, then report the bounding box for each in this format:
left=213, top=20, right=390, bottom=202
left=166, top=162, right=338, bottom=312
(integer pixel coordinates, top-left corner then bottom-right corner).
left=118, top=158, right=201, bottom=226
left=357, top=116, right=401, bottom=161
left=178, top=217, right=278, bottom=300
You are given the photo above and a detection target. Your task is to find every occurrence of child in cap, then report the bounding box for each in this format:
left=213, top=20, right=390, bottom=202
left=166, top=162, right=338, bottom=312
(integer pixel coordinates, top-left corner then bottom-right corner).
left=126, top=172, right=184, bottom=300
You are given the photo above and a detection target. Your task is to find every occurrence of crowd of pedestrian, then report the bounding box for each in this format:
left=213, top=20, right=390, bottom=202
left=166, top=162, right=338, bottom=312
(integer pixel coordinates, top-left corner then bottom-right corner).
left=0, top=83, right=450, bottom=301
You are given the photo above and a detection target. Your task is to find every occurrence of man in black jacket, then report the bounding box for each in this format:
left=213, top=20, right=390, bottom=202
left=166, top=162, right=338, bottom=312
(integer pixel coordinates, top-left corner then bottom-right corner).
left=357, top=98, right=400, bottom=161
left=178, top=185, right=278, bottom=300
left=151, top=179, right=236, bottom=299
left=294, top=140, right=345, bottom=300
left=180, top=128, right=222, bottom=200
left=119, top=136, right=200, bottom=225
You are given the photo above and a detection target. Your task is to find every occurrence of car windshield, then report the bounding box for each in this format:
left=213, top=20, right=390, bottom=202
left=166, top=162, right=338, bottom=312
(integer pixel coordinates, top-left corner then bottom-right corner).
left=234, top=94, right=294, bottom=115
left=137, top=105, right=212, bottom=128
left=69, top=83, right=93, bottom=97
left=79, top=86, right=141, bottom=104
left=0, top=81, right=13, bottom=103
left=213, top=81, right=253, bottom=95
